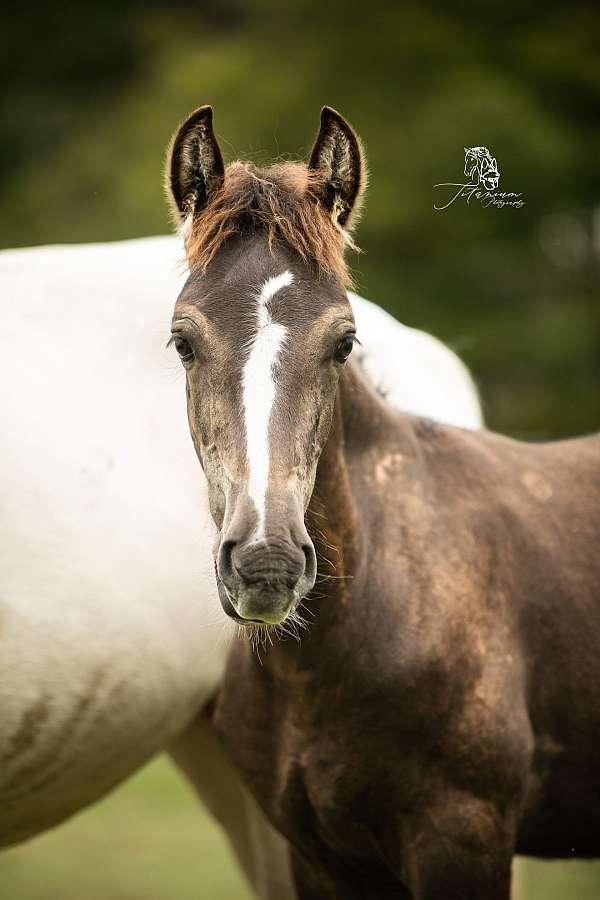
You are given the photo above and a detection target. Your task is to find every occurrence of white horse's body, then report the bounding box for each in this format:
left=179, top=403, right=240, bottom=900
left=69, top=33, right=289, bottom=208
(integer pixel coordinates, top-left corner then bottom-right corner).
left=0, top=236, right=481, bottom=895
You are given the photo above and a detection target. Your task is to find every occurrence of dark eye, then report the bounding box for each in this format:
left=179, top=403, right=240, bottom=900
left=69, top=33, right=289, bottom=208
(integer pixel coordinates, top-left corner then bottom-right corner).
left=334, top=334, right=356, bottom=364
left=173, top=335, right=194, bottom=363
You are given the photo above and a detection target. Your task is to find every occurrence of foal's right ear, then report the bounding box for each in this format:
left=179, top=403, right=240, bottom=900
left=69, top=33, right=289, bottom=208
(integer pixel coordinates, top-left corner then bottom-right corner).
left=166, top=105, right=225, bottom=225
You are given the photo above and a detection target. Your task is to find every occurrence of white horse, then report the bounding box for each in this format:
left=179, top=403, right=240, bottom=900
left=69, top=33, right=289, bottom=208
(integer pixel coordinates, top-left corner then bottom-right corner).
left=0, top=235, right=482, bottom=898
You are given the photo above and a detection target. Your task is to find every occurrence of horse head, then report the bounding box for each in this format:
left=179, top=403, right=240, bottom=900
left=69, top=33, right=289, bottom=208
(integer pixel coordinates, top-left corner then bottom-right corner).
left=464, top=146, right=500, bottom=190
left=166, top=106, right=365, bottom=626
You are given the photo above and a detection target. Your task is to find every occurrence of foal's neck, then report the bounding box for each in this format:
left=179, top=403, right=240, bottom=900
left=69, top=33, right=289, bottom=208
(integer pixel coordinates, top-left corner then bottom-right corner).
left=305, top=361, right=418, bottom=620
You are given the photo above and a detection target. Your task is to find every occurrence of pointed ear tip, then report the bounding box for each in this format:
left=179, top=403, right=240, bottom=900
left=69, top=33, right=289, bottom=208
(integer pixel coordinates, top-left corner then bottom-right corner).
left=180, top=105, right=214, bottom=130
left=319, top=106, right=360, bottom=142
left=195, top=104, right=214, bottom=121
left=320, top=105, right=343, bottom=123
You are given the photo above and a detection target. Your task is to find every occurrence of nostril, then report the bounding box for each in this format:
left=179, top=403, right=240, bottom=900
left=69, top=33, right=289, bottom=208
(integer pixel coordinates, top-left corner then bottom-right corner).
left=302, top=542, right=317, bottom=583
left=218, top=539, right=237, bottom=579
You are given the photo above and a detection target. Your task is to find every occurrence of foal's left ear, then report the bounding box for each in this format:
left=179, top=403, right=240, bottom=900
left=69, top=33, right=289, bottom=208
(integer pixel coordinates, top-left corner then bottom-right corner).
left=308, top=106, right=366, bottom=230
left=166, top=105, right=225, bottom=225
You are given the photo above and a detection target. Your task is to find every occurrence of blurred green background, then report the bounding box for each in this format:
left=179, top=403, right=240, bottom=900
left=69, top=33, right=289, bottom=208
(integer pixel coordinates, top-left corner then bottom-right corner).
left=1, top=1, right=599, bottom=897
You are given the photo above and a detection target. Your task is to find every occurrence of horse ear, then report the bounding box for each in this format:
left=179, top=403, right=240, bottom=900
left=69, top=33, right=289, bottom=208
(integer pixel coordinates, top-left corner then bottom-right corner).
left=166, top=105, right=224, bottom=226
left=308, top=106, right=365, bottom=230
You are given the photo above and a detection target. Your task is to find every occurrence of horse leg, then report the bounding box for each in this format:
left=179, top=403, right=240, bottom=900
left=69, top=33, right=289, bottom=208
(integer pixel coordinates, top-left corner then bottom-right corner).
left=290, top=845, right=361, bottom=900
left=291, top=844, right=412, bottom=900
left=168, top=705, right=296, bottom=900
left=401, top=797, right=517, bottom=900
left=287, top=796, right=515, bottom=900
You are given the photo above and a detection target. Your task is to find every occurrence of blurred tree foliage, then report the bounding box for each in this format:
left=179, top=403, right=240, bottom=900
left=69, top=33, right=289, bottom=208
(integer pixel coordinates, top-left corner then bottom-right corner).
left=2, top=0, right=599, bottom=438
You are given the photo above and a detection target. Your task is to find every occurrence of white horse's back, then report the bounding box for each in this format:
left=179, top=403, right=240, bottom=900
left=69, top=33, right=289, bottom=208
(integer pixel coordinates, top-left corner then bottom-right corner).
left=349, top=292, right=482, bottom=429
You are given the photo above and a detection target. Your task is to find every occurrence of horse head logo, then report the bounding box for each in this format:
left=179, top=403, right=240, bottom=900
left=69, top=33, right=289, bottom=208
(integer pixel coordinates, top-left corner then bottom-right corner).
left=464, top=147, right=500, bottom=190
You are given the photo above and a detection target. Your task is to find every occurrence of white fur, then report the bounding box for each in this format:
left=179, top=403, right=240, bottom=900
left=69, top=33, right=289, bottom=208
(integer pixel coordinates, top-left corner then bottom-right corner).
left=0, top=237, right=229, bottom=849
left=349, top=291, right=483, bottom=429
left=242, top=271, right=293, bottom=538
left=0, top=237, right=481, bottom=897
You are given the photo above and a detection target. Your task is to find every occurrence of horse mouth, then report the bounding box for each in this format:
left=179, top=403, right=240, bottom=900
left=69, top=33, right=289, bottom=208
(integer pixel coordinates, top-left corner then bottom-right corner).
left=217, top=582, right=258, bottom=623
left=229, top=612, right=265, bottom=626
left=217, top=579, right=297, bottom=626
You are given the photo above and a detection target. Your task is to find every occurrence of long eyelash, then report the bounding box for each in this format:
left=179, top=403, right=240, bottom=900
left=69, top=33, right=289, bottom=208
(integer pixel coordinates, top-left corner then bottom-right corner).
left=165, top=336, right=175, bottom=350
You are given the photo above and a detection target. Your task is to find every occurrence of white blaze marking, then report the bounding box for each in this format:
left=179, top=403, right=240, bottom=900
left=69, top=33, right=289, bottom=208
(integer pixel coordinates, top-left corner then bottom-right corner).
left=242, top=271, right=293, bottom=538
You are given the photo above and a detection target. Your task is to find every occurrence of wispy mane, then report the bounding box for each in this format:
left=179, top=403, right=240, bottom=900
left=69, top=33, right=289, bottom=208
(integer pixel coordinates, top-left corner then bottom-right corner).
left=183, top=161, right=358, bottom=287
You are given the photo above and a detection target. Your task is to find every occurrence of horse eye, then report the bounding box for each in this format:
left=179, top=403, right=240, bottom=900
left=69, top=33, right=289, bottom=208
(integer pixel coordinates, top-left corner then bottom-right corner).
left=334, top=335, right=355, bottom=364
left=173, top=336, right=194, bottom=363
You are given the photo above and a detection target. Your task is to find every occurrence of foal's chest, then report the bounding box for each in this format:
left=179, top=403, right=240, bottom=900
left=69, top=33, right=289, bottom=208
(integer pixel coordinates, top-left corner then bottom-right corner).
left=220, top=663, right=428, bottom=860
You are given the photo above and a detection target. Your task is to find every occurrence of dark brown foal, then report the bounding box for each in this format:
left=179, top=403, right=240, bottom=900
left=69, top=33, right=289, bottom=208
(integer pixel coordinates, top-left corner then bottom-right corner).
left=220, top=361, right=600, bottom=899
left=166, top=104, right=600, bottom=900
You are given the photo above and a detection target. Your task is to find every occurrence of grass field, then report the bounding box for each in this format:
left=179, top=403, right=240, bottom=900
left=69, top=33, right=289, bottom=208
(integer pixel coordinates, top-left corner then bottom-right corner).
left=2, top=756, right=599, bottom=899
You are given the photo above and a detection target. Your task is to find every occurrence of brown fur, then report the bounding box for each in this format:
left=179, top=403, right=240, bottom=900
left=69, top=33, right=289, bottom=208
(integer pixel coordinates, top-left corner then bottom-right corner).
left=185, top=161, right=357, bottom=287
